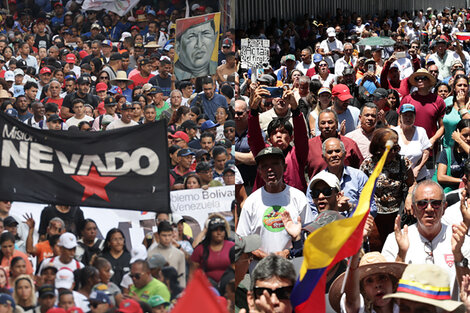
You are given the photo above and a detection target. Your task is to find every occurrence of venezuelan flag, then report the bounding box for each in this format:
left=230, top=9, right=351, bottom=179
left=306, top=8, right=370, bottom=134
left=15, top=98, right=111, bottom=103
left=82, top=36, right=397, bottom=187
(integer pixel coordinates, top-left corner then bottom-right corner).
left=291, top=141, right=392, bottom=312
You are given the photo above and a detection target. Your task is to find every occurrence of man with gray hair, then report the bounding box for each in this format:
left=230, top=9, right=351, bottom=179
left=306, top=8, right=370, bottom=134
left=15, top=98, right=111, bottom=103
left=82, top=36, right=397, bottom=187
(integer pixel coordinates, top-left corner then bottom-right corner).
left=307, top=108, right=363, bottom=178
left=382, top=179, right=470, bottom=298
left=334, top=42, right=356, bottom=78
left=305, top=137, right=374, bottom=218
left=245, top=254, right=296, bottom=313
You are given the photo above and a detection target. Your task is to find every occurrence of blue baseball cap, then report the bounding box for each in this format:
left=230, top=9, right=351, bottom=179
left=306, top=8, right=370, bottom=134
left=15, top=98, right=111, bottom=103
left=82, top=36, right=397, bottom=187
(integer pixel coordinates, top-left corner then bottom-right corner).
left=0, top=294, right=15, bottom=309
left=88, top=291, right=111, bottom=304
left=400, top=104, right=416, bottom=114
left=5, top=108, right=18, bottom=118
left=200, top=120, right=219, bottom=132
left=313, top=53, right=323, bottom=63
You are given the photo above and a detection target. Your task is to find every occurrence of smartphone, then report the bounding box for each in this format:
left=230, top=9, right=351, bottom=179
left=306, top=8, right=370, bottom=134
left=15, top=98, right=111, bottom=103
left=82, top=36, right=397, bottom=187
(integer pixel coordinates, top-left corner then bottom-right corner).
left=396, top=51, right=406, bottom=59
left=261, top=87, right=284, bottom=98
left=367, top=64, right=375, bottom=72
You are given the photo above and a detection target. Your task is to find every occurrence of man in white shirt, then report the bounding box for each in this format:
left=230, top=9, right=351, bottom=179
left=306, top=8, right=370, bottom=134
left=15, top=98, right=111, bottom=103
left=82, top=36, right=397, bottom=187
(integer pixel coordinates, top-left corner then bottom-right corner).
left=320, top=27, right=344, bottom=70
left=295, top=48, right=314, bottom=75
left=382, top=180, right=470, bottom=299
left=39, top=232, right=84, bottom=273
left=334, top=43, right=356, bottom=78
left=66, top=99, right=94, bottom=127
left=236, top=147, right=313, bottom=259
left=106, top=102, right=139, bottom=130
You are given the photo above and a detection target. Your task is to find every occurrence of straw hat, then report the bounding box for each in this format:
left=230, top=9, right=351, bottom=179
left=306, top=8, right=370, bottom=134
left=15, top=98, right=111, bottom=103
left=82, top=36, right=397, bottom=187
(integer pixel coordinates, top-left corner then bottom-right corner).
left=383, top=264, right=464, bottom=313
left=144, top=41, right=160, bottom=49
left=0, top=89, right=13, bottom=100
left=110, top=71, right=132, bottom=86
left=408, top=68, right=436, bottom=87
left=137, top=14, right=148, bottom=22
left=328, top=252, right=407, bottom=313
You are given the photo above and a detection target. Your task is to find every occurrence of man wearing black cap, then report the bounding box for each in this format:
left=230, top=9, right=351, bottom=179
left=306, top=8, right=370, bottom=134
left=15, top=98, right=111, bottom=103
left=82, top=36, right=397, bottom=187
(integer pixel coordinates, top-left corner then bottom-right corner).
left=102, top=53, right=123, bottom=81
left=107, top=102, right=138, bottom=130
left=37, top=285, right=57, bottom=313
left=92, top=96, right=119, bottom=131
left=236, top=147, right=313, bottom=259
left=129, top=58, right=155, bottom=90
left=148, top=86, right=169, bottom=120
left=169, top=148, right=195, bottom=190
left=46, top=114, right=65, bottom=130
left=181, top=120, right=201, bottom=149
left=372, top=87, right=398, bottom=127
left=61, top=75, right=99, bottom=119
left=196, top=161, right=216, bottom=188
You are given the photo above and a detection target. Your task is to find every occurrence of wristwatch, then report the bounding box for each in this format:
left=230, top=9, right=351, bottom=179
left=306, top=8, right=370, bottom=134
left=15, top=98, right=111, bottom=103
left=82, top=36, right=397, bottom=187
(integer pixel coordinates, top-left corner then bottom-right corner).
left=455, top=258, right=468, bottom=268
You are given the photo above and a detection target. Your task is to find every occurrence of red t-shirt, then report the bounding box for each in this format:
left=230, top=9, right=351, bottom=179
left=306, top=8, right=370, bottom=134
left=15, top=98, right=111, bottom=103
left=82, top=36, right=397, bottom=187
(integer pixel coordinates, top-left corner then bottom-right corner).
left=128, top=72, right=155, bottom=90
left=399, top=92, right=446, bottom=139
left=190, top=240, right=234, bottom=283
left=43, top=98, right=64, bottom=111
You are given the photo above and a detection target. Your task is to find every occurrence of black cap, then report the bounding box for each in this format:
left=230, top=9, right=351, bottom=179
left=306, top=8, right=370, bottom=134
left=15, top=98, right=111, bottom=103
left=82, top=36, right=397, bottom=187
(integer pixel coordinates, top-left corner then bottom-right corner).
left=224, top=120, right=235, bottom=129
left=222, top=165, right=236, bottom=175
left=148, top=86, right=163, bottom=94
left=216, top=138, right=232, bottom=149
left=372, top=88, right=388, bottom=99
left=181, top=120, right=199, bottom=130
left=208, top=216, right=226, bottom=230
left=257, top=74, right=276, bottom=85
left=104, top=96, right=117, bottom=106
left=47, top=114, right=61, bottom=123
left=38, top=284, right=55, bottom=298
left=196, top=161, right=212, bottom=172
left=177, top=149, right=195, bottom=157
left=109, top=53, right=122, bottom=61
left=16, top=59, right=27, bottom=69
left=139, top=58, right=151, bottom=66
left=77, top=75, right=91, bottom=85
left=121, top=102, right=134, bottom=110
left=3, top=216, right=18, bottom=227
left=255, top=147, right=285, bottom=164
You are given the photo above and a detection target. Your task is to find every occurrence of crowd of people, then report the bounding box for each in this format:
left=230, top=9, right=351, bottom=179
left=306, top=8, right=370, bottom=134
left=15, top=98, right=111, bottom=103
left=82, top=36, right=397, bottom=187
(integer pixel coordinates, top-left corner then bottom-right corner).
left=0, top=0, right=242, bottom=312
left=233, top=4, right=470, bottom=313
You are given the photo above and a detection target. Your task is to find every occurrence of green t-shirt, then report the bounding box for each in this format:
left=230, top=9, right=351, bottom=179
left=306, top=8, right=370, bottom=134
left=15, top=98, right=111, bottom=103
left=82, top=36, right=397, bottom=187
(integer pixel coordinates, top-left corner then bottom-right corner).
left=130, top=278, right=171, bottom=302
left=155, top=103, right=170, bottom=120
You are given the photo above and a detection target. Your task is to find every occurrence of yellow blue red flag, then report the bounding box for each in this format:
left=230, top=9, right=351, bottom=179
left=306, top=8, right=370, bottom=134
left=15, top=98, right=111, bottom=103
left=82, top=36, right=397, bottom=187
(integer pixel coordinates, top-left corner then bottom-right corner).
left=291, top=141, right=392, bottom=312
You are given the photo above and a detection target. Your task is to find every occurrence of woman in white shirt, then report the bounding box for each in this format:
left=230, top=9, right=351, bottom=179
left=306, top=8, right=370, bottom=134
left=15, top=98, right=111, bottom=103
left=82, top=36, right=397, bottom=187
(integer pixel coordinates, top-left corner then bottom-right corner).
left=393, top=103, right=432, bottom=182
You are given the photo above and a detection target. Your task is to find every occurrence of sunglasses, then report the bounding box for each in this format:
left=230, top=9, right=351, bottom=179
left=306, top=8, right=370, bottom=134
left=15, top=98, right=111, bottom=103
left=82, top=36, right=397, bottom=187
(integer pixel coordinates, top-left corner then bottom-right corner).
left=100, top=76, right=109, bottom=80
left=415, top=76, right=429, bottom=81
left=234, top=111, right=245, bottom=116
left=224, top=128, right=235, bottom=133
left=90, top=303, right=100, bottom=308
left=129, top=273, right=142, bottom=279
left=415, top=199, right=443, bottom=210
left=253, top=286, right=293, bottom=300
left=311, top=187, right=336, bottom=199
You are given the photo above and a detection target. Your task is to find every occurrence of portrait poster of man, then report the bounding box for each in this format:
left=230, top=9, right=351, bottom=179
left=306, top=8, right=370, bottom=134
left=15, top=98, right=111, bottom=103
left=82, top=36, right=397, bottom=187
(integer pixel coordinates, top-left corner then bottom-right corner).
left=174, top=12, right=221, bottom=81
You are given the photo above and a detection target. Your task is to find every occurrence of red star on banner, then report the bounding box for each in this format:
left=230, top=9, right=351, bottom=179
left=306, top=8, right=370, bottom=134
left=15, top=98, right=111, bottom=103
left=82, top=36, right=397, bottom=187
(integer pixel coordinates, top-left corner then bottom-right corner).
left=71, top=165, right=117, bottom=202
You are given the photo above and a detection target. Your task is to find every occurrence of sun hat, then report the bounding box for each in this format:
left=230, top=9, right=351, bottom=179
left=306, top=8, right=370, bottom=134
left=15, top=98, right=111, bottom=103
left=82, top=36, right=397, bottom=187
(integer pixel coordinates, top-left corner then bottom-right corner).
left=383, top=263, right=464, bottom=312
left=408, top=69, right=436, bottom=87
left=329, top=252, right=407, bottom=313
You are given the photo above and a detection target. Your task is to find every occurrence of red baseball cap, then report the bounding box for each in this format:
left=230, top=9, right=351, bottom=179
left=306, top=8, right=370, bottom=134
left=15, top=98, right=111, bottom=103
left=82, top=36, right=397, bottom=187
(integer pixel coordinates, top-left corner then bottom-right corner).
left=96, top=82, right=108, bottom=92
left=40, top=67, right=52, bottom=75
left=78, top=50, right=89, bottom=59
left=331, top=84, right=353, bottom=102
left=169, top=131, right=189, bottom=143
left=175, top=13, right=217, bottom=39
left=117, top=299, right=143, bottom=313
left=66, top=53, right=76, bottom=64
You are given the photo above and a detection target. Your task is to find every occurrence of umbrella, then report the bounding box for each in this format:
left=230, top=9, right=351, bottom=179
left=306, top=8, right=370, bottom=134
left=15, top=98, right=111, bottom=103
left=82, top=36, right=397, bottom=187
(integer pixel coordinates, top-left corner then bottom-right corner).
left=356, top=36, right=396, bottom=47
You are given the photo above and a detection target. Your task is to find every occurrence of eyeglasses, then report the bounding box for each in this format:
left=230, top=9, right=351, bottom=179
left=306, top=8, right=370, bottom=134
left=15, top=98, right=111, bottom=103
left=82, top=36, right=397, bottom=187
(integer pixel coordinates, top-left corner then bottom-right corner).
left=234, top=111, right=245, bottom=116
left=415, top=199, right=443, bottom=210
left=424, top=241, right=434, bottom=264
left=253, top=286, right=293, bottom=300
left=130, top=273, right=143, bottom=279
left=311, top=187, right=336, bottom=199
left=415, top=76, right=429, bottom=81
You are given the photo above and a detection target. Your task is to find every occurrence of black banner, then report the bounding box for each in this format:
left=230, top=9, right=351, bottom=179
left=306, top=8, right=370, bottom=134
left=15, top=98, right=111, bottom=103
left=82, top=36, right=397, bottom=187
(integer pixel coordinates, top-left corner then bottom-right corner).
left=0, top=113, right=170, bottom=212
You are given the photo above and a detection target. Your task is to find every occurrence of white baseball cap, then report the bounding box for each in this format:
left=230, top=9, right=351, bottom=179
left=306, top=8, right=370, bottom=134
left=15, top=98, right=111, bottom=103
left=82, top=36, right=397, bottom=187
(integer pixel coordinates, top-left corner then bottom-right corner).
left=309, top=171, right=341, bottom=191
left=58, top=232, right=77, bottom=249
left=4, top=71, right=14, bottom=82
left=13, top=68, right=24, bottom=77
left=130, top=244, right=148, bottom=264
left=55, top=268, right=74, bottom=289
